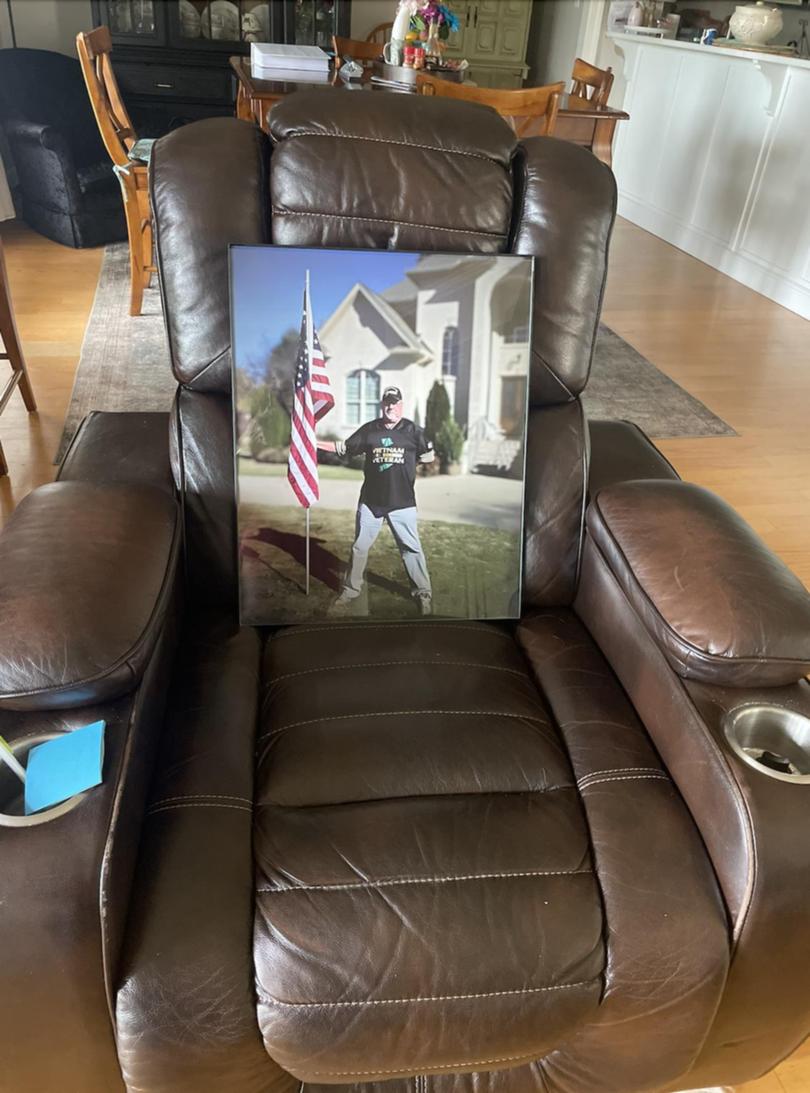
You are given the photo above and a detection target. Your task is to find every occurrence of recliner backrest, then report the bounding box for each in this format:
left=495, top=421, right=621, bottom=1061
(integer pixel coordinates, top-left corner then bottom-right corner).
left=0, top=48, right=106, bottom=167
left=150, top=94, right=616, bottom=615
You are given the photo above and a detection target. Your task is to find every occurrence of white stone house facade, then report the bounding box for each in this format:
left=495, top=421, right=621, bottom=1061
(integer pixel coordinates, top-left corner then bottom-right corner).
left=317, top=255, right=531, bottom=462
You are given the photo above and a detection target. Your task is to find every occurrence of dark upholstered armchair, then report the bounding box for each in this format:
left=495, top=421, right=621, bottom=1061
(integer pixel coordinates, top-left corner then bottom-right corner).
left=2, top=93, right=810, bottom=1093
left=0, top=48, right=126, bottom=248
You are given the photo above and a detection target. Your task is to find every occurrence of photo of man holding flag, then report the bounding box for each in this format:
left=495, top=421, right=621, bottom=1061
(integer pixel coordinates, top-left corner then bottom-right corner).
left=231, top=244, right=531, bottom=626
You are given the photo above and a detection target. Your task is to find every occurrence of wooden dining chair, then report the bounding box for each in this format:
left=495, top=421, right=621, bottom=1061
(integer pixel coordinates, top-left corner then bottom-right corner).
left=332, top=35, right=383, bottom=68
left=76, top=26, right=156, bottom=317
left=570, top=58, right=614, bottom=108
left=415, top=75, right=565, bottom=138
left=0, top=235, right=36, bottom=478
left=365, top=22, right=393, bottom=44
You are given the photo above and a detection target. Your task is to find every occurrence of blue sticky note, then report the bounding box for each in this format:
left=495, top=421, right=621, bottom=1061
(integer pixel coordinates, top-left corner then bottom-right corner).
left=24, top=721, right=105, bottom=815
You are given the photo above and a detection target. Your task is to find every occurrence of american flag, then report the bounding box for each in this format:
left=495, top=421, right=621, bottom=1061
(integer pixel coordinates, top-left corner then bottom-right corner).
left=287, top=271, right=333, bottom=508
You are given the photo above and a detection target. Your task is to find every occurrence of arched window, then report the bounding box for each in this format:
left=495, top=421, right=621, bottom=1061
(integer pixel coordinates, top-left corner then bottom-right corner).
left=442, top=326, right=459, bottom=378
left=345, top=369, right=381, bottom=425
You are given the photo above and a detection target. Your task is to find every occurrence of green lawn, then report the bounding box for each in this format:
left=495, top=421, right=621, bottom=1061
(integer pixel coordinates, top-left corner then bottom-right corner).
left=238, top=458, right=362, bottom=480
left=239, top=504, right=521, bottom=624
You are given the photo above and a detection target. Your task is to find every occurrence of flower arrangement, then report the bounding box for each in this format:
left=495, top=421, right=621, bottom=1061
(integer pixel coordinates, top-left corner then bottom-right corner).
left=410, top=2, right=460, bottom=40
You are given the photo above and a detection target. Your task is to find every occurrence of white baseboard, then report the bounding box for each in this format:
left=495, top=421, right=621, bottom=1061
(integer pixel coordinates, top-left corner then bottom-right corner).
left=618, top=193, right=810, bottom=322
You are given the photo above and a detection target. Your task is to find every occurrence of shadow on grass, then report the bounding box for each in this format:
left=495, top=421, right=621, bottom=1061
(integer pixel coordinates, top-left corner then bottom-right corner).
left=242, top=526, right=411, bottom=600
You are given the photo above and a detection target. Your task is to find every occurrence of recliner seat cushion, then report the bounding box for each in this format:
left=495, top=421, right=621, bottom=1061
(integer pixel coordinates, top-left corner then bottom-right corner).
left=254, top=621, right=605, bottom=1084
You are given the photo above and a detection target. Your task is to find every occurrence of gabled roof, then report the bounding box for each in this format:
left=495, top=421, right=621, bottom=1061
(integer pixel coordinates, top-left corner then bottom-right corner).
left=320, top=281, right=432, bottom=364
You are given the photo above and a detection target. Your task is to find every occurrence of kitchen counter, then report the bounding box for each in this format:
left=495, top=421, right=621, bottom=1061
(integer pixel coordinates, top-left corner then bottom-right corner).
left=607, top=30, right=810, bottom=72
left=604, top=32, right=810, bottom=319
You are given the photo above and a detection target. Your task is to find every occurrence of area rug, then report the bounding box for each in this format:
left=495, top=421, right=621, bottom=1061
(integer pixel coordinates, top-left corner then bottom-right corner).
left=55, top=244, right=735, bottom=463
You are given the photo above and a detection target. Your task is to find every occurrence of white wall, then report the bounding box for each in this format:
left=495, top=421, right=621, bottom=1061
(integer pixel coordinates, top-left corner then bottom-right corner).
left=0, top=0, right=93, bottom=56
left=526, top=0, right=589, bottom=84
left=350, top=0, right=394, bottom=41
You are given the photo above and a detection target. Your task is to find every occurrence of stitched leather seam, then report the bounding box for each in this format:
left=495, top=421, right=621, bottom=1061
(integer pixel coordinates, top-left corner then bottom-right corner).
left=576, top=766, right=664, bottom=787
left=274, top=209, right=507, bottom=239
left=272, top=622, right=509, bottom=639
left=283, top=130, right=497, bottom=163
left=149, top=794, right=253, bottom=807
left=587, top=540, right=755, bottom=938
left=258, top=979, right=596, bottom=1008
left=578, top=773, right=671, bottom=789
left=269, top=660, right=527, bottom=683
left=307, top=1052, right=542, bottom=1078
left=146, top=802, right=253, bottom=816
left=257, top=868, right=591, bottom=894
left=257, top=709, right=548, bottom=742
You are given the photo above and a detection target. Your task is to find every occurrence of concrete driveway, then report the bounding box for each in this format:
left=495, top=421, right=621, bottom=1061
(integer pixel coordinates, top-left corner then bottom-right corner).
left=238, top=472, right=523, bottom=530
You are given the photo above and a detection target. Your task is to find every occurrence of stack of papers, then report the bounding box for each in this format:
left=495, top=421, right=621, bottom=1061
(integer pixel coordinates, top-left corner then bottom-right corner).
left=250, top=43, right=331, bottom=82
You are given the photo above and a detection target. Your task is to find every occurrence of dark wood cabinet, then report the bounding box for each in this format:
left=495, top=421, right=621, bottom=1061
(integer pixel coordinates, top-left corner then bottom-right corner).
left=91, top=0, right=351, bottom=136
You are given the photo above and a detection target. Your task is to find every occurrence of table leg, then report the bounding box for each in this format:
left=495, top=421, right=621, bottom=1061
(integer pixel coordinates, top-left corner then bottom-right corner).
left=236, top=83, right=253, bottom=122
left=0, top=237, right=35, bottom=413
left=592, top=118, right=617, bottom=169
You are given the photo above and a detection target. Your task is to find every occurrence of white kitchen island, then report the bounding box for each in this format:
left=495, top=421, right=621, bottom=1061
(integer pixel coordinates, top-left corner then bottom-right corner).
left=604, top=32, right=810, bottom=319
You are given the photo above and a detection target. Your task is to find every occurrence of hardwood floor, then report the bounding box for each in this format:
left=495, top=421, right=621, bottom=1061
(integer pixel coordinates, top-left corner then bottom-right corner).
left=0, top=220, right=102, bottom=523
left=0, top=217, right=809, bottom=1089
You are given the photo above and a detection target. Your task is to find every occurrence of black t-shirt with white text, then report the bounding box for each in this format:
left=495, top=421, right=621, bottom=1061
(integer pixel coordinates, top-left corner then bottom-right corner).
left=341, top=418, right=432, bottom=517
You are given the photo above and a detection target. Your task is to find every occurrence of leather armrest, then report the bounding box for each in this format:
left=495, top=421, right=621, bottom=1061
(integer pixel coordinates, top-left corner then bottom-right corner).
left=587, top=479, right=810, bottom=687
left=5, top=119, right=70, bottom=156
left=0, top=482, right=180, bottom=710
left=587, top=419, right=679, bottom=497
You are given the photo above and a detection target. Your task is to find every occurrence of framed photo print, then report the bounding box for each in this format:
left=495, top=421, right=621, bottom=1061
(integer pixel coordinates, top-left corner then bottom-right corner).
left=231, top=245, right=533, bottom=625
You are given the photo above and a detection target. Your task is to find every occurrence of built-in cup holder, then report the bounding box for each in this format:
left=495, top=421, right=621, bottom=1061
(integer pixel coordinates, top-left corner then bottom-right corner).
left=0, top=733, right=91, bottom=828
left=723, top=705, right=810, bottom=784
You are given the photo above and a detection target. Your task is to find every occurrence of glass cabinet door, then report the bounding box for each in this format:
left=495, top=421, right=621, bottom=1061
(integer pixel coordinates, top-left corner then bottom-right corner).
left=171, top=1, right=280, bottom=46
left=287, top=0, right=348, bottom=49
left=101, top=0, right=164, bottom=43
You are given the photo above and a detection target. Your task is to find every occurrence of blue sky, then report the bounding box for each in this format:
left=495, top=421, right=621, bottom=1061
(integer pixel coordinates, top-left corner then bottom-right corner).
left=231, top=246, right=418, bottom=377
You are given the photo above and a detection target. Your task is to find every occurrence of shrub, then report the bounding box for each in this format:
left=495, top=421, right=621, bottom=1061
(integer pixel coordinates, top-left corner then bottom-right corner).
left=436, top=416, right=465, bottom=471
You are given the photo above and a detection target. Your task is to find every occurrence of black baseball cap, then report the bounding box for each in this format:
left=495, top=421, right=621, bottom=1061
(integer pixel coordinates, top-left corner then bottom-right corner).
left=381, top=386, right=403, bottom=404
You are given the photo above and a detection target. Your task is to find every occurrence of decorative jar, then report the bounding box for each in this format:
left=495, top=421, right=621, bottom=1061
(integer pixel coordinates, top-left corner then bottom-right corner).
left=729, top=2, right=783, bottom=45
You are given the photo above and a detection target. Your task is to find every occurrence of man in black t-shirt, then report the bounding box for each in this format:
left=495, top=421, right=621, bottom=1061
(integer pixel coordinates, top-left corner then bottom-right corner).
left=317, top=386, right=435, bottom=614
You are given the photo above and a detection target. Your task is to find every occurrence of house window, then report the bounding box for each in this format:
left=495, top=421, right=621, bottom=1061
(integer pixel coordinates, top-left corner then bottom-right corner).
left=346, top=369, right=380, bottom=425
left=504, top=324, right=530, bottom=344
left=442, top=326, right=459, bottom=377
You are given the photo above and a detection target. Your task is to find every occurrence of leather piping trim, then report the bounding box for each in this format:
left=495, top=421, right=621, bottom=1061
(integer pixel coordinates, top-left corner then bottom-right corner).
left=574, top=397, right=588, bottom=591
left=532, top=349, right=576, bottom=402
left=269, top=660, right=528, bottom=683
left=279, top=130, right=501, bottom=164
left=273, top=208, right=508, bottom=240
left=293, top=1045, right=577, bottom=1079
left=55, top=411, right=91, bottom=478
left=584, top=168, right=618, bottom=393
left=185, top=344, right=229, bottom=389
left=99, top=614, right=177, bottom=1028
left=257, top=978, right=597, bottom=1008
left=0, top=501, right=181, bottom=706
left=586, top=538, right=754, bottom=940
left=257, top=708, right=551, bottom=742
left=257, top=868, right=592, bottom=894
left=590, top=491, right=810, bottom=677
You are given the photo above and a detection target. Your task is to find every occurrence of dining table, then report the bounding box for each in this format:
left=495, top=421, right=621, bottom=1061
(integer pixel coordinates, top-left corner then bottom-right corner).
left=230, top=56, right=629, bottom=168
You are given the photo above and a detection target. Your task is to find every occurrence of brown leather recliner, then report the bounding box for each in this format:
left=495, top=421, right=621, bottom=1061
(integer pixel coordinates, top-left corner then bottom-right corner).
left=2, top=92, right=810, bottom=1093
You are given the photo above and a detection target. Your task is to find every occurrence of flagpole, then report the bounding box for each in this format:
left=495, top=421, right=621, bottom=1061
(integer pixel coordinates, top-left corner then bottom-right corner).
left=305, top=507, right=311, bottom=595
left=305, top=268, right=312, bottom=596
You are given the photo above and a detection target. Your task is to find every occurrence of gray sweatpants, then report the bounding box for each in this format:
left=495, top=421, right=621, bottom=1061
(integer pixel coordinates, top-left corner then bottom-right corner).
left=343, top=503, right=431, bottom=599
